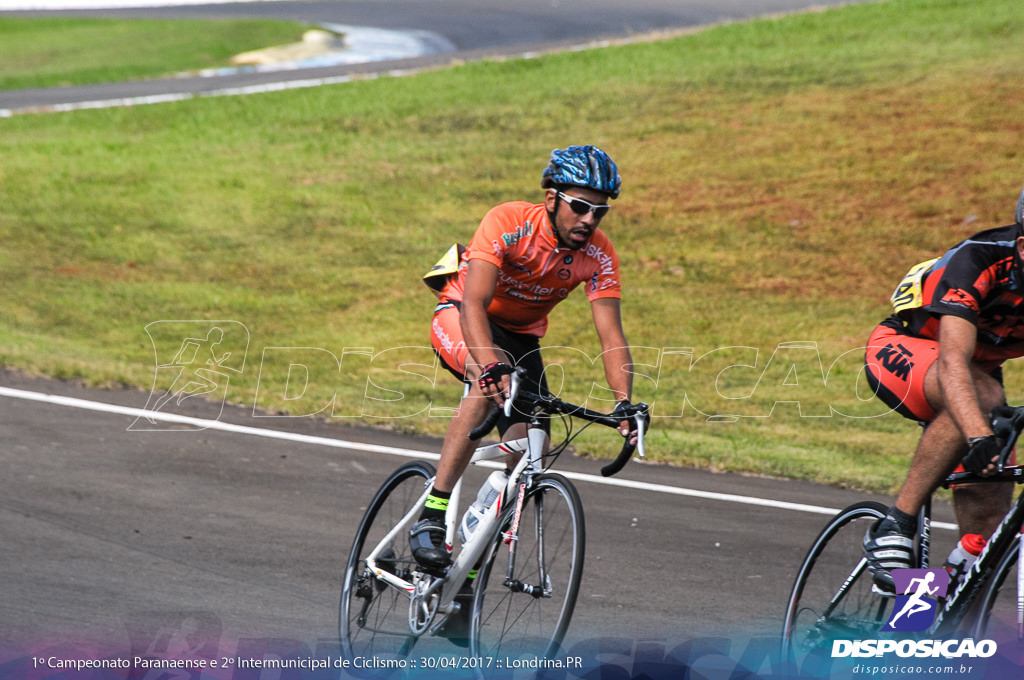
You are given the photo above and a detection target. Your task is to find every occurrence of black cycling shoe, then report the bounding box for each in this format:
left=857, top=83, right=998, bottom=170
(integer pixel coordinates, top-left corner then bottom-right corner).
left=409, top=518, right=452, bottom=571
left=863, top=519, right=914, bottom=593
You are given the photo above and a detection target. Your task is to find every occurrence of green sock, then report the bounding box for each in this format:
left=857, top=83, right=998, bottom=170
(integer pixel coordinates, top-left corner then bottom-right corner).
left=421, top=487, right=451, bottom=521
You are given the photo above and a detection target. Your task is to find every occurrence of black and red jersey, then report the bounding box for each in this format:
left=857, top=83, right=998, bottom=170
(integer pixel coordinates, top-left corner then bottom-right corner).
left=888, top=223, right=1024, bottom=365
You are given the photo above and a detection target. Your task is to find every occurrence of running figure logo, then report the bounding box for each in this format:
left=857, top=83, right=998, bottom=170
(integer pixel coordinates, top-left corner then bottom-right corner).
left=882, top=569, right=949, bottom=632
left=130, top=321, right=249, bottom=431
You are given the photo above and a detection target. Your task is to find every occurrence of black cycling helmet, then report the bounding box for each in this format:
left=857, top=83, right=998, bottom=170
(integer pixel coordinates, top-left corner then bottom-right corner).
left=1015, top=183, right=1023, bottom=227
left=541, top=145, right=622, bottom=200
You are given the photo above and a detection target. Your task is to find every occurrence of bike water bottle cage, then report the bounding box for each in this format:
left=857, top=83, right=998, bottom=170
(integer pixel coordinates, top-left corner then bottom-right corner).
left=478, top=362, right=514, bottom=392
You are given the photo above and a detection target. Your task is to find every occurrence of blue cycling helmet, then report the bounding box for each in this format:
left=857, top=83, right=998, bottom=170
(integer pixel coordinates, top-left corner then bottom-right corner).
left=541, top=145, right=622, bottom=199
left=1016, top=183, right=1023, bottom=227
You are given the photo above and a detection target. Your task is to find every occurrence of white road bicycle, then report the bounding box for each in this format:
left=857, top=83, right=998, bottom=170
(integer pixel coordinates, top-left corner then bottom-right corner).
left=339, top=367, right=649, bottom=673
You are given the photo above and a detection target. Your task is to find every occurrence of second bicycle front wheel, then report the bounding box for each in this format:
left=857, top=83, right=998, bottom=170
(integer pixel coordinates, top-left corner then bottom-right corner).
left=339, top=460, right=435, bottom=669
left=782, top=501, right=892, bottom=658
left=470, top=473, right=585, bottom=665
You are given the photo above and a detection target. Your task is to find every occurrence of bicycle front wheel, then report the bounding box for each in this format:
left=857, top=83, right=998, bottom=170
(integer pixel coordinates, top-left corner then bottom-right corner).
left=339, top=461, right=435, bottom=666
left=974, top=532, right=1024, bottom=655
left=782, top=501, right=892, bottom=657
left=470, top=473, right=585, bottom=664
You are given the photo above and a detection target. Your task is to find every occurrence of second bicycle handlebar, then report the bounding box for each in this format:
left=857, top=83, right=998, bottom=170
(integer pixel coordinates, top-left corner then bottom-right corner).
left=943, top=404, right=1024, bottom=487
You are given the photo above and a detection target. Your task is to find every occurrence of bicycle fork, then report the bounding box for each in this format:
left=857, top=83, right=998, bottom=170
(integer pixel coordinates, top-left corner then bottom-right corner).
left=501, top=476, right=552, bottom=599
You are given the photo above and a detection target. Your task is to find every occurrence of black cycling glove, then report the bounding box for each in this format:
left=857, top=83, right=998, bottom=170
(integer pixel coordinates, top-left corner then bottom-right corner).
left=478, top=362, right=514, bottom=392
left=962, top=434, right=1005, bottom=475
left=612, top=400, right=650, bottom=437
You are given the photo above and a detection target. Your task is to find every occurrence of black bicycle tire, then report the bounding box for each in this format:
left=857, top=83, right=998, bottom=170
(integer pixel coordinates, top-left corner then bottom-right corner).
left=468, top=472, right=585, bottom=667
left=781, top=500, right=890, bottom=657
left=339, top=460, right=436, bottom=668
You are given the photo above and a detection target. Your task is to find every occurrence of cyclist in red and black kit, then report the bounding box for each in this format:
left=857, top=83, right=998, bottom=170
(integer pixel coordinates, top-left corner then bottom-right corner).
left=411, top=146, right=640, bottom=579
left=862, top=185, right=1024, bottom=591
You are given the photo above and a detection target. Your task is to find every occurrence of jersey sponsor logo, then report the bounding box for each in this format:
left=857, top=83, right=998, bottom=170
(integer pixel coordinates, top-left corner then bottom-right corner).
left=506, top=289, right=541, bottom=302
left=432, top=315, right=457, bottom=354
left=583, top=242, right=616, bottom=277
left=501, top=221, right=534, bottom=249
left=497, top=270, right=556, bottom=303
left=940, top=288, right=979, bottom=311
left=875, top=342, right=915, bottom=381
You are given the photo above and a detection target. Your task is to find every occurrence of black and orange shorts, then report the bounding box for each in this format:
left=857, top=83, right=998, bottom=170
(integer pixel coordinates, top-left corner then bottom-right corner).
left=864, top=321, right=940, bottom=423
left=431, top=300, right=549, bottom=434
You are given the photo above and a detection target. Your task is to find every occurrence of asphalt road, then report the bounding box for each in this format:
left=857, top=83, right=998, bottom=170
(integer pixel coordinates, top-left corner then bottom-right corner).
left=0, top=365, right=959, bottom=675
left=0, top=0, right=864, bottom=113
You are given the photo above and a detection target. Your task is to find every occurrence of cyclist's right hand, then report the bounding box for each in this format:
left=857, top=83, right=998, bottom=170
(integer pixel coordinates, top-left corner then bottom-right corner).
left=962, top=434, right=1005, bottom=476
left=478, top=361, right=514, bottom=406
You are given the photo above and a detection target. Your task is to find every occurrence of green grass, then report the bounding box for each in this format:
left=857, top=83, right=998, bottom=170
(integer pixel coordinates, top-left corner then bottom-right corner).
left=0, top=17, right=315, bottom=89
left=2, top=0, right=1022, bottom=494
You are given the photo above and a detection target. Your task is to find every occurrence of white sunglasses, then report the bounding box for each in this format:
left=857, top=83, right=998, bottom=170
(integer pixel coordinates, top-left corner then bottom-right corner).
left=557, top=191, right=611, bottom=219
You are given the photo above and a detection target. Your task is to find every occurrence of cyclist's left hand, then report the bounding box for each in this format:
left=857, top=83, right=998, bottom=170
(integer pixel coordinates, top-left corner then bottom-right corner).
left=613, top=400, right=649, bottom=447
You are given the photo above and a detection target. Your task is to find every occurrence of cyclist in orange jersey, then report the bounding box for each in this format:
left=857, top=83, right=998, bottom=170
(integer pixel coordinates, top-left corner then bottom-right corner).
left=412, top=146, right=641, bottom=576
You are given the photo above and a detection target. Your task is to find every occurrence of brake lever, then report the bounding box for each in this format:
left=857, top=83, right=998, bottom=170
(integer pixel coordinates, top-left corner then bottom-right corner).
left=993, top=407, right=1024, bottom=473
left=503, top=367, right=523, bottom=419
left=634, top=404, right=649, bottom=460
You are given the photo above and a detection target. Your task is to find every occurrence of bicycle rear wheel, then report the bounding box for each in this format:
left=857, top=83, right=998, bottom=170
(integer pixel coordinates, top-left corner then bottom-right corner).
left=339, top=461, right=435, bottom=667
left=782, top=501, right=893, bottom=657
left=470, top=473, right=584, bottom=665
left=974, top=532, right=1024, bottom=657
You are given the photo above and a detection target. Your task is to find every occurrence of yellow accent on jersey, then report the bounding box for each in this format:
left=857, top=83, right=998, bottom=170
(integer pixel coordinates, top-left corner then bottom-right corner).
left=423, top=243, right=466, bottom=295
left=890, top=258, right=939, bottom=314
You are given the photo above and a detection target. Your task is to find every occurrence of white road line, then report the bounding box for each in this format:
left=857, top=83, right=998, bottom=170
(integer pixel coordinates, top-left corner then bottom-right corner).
left=2, top=385, right=953, bottom=529
left=0, top=385, right=437, bottom=461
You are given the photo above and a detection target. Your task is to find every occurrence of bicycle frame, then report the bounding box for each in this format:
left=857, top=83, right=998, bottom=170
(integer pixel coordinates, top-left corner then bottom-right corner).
left=929, top=466, right=1024, bottom=637
left=361, top=425, right=548, bottom=636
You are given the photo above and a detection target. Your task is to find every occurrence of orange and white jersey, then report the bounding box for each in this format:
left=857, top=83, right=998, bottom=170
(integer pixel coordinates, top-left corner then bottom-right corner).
left=439, top=201, right=622, bottom=337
